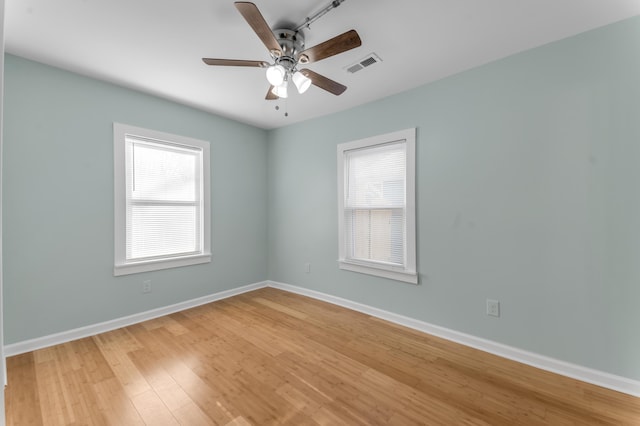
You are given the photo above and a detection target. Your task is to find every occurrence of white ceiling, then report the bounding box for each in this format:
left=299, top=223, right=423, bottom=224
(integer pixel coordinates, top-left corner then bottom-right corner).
left=5, top=0, right=640, bottom=129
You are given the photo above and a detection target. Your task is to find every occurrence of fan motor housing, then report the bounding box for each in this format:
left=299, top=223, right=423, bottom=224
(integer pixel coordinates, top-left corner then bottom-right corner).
left=272, top=29, right=305, bottom=63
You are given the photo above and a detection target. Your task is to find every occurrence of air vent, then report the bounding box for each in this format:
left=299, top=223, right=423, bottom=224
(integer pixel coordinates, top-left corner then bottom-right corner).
left=360, top=56, right=377, bottom=67
left=347, top=64, right=364, bottom=73
left=345, top=53, right=382, bottom=74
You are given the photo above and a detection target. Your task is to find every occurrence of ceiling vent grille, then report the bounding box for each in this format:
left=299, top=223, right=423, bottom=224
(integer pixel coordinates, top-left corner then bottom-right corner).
left=345, top=53, right=382, bottom=74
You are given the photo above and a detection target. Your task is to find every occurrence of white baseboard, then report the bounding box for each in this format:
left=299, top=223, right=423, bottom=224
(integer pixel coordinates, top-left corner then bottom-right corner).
left=5, top=279, right=639, bottom=398
left=267, top=280, right=640, bottom=398
left=3, top=281, right=268, bottom=357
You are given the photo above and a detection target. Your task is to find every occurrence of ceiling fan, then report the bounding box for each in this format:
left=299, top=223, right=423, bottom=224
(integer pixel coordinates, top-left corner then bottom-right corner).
left=202, top=1, right=362, bottom=100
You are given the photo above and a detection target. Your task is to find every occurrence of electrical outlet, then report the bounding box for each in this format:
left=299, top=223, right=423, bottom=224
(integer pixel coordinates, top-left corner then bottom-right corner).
left=142, top=280, right=152, bottom=294
left=486, top=299, right=500, bottom=317
left=305, top=263, right=311, bottom=273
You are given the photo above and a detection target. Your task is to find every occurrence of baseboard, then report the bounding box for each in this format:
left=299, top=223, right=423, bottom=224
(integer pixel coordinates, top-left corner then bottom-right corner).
left=267, top=280, right=640, bottom=398
left=5, top=279, right=639, bottom=398
left=3, top=281, right=269, bottom=357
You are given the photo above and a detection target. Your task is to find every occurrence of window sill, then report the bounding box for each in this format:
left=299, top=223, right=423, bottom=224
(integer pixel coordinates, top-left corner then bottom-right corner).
left=338, top=260, right=418, bottom=285
left=114, top=253, right=211, bottom=276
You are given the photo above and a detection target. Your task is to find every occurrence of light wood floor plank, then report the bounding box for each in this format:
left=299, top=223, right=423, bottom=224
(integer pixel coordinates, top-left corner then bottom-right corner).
left=5, top=287, right=640, bottom=425
left=5, top=353, right=44, bottom=426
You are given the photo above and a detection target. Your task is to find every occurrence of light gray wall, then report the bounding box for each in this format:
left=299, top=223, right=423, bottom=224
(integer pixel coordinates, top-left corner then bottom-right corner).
left=2, top=55, right=268, bottom=344
left=267, top=16, right=640, bottom=380
left=1, top=0, right=7, bottom=421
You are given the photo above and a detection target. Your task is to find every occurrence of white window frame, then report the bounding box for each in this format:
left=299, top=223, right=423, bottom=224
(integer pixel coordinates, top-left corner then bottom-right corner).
left=113, top=123, right=211, bottom=276
left=337, top=128, right=417, bottom=284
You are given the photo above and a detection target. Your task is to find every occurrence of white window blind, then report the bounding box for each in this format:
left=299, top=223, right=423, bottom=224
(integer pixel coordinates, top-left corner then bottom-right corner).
left=337, top=128, right=417, bottom=284
left=344, top=142, right=406, bottom=266
left=126, top=139, right=202, bottom=261
left=114, top=123, right=211, bottom=276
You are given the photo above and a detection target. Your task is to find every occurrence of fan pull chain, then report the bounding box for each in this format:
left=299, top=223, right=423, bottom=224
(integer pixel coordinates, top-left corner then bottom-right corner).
left=275, top=101, right=289, bottom=117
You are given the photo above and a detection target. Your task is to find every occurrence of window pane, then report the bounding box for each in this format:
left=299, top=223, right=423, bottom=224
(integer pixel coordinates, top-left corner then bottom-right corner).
left=131, top=142, right=198, bottom=202
left=346, top=142, right=405, bottom=209
left=346, top=208, right=404, bottom=265
left=344, top=141, right=406, bottom=266
left=128, top=205, right=197, bottom=260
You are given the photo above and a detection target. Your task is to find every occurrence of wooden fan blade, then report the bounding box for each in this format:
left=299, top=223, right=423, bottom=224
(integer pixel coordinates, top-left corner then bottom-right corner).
left=202, top=58, right=269, bottom=67
left=235, top=2, right=282, bottom=56
left=266, top=86, right=278, bottom=100
left=300, top=69, right=347, bottom=95
left=298, top=30, right=361, bottom=64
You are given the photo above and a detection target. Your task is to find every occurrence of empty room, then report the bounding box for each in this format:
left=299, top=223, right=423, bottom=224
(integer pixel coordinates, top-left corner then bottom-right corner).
left=1, top=0, right=640, bottom=424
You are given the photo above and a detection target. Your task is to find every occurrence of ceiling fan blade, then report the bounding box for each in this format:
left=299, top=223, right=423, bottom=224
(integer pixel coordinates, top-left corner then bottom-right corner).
left=202, top=58, right=269, bottom=67
left=298, top=30, right=361, bottom=64
left=300, top=69, right=347, bottom=95
left=235, top=2, right=283, bottom=56
left=266, top=86, right=278, bottom=100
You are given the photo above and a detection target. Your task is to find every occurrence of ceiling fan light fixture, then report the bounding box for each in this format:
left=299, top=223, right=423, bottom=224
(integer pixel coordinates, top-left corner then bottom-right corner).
left=203, top=3, right=361, bottom=101
left=292, top=71, right=312, bottom=94
left=266, top=64, right=286, bottom=86
left=272, top=81, right=289, bottom=99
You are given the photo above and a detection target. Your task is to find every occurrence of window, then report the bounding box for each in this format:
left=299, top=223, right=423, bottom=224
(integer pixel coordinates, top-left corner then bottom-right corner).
left=114, top=123, right=210, bottom=276
left=337, top=128, right=417, bottom=284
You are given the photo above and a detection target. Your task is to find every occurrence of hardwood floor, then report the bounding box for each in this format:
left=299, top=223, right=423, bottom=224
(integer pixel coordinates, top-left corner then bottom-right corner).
left=5, top=287, right=640, bottom=425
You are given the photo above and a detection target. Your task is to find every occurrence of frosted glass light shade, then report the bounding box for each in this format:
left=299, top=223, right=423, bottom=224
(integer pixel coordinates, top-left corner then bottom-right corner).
left=292, top=71, right=312, bottom=94
left=271, top=82, right=288, bottom=99
left=266, top=65, right=286, bottom=86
